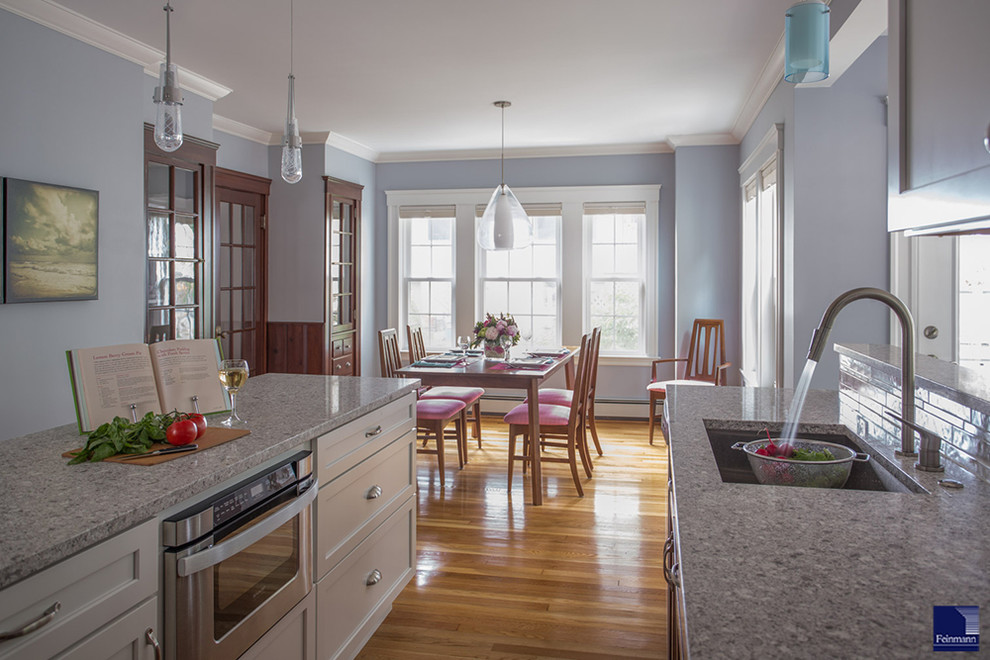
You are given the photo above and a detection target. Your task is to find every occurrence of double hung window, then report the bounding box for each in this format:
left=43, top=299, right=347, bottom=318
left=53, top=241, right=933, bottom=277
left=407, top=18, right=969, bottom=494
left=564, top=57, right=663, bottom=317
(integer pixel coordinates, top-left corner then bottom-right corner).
left=399, top=206, right=455, bottom=348
left=585, top=204, right=647, bottom=354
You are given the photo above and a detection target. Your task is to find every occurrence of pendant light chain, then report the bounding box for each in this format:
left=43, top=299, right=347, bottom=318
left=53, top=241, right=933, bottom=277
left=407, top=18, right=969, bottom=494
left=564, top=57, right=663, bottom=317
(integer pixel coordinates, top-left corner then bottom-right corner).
left=500, top=102, right=505, bottom=187
left=290, top=0, right=294, bottom=76
left=164, top=1, right=172, bottom=70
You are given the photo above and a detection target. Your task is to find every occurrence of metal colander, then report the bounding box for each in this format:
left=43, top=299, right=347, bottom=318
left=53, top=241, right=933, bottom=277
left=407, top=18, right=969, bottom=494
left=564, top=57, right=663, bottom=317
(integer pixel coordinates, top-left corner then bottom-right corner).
left=731, top=438, right=870, bottom=489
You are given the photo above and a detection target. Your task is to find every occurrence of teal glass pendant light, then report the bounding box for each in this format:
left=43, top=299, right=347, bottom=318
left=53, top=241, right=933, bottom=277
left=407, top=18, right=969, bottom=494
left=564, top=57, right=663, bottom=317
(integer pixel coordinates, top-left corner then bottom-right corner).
left=784, top=1, right=830, bottom=84
left=477, top=101, right=532, bottom=251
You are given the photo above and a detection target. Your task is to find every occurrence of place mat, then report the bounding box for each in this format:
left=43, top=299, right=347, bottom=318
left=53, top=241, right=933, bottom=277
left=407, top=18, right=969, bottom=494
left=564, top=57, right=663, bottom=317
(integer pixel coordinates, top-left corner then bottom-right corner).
left=527, top=349, right=570, bottom=358
left=491, top=360, right=552, bottom=371
left=63, top=427, right=250, bottom=465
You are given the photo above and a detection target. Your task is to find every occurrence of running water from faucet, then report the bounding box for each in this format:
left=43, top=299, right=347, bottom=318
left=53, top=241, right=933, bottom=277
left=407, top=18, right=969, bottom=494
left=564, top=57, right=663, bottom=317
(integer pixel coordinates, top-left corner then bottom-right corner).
left=780, top=359, right=817, bottom=448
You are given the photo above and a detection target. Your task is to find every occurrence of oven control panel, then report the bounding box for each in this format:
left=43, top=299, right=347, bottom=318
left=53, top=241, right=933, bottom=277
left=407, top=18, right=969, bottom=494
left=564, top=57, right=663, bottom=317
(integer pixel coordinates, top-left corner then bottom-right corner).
left=213, top=464, right=297, bottom=527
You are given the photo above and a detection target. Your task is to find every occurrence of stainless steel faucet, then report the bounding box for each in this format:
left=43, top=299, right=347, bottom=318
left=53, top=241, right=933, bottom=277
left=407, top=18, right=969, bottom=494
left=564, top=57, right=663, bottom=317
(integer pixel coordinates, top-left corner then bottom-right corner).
left=807, top=287, right=919, bottom=458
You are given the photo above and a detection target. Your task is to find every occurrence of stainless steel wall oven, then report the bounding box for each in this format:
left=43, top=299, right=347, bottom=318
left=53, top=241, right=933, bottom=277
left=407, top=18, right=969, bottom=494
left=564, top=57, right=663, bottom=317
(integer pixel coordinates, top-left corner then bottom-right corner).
left=162, top=451, right=316, bottom=660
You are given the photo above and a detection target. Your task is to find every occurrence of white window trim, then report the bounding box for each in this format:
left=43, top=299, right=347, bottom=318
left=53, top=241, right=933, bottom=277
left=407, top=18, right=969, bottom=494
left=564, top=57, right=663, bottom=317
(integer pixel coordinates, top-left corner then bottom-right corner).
left=386, top=184, right=661, bottom=357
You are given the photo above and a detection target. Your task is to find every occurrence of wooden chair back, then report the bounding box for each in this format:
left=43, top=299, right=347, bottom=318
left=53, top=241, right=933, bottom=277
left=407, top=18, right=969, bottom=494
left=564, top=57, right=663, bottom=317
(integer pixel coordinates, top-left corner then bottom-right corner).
left=378, top=328, right=402, bottom=378
left=406, top=325, right=427, bottom=363
left=585, top=326, right=601, bottom=405
left=684, top=318, right=727, bottom=384
left=566, top=332, right=593, bottom=429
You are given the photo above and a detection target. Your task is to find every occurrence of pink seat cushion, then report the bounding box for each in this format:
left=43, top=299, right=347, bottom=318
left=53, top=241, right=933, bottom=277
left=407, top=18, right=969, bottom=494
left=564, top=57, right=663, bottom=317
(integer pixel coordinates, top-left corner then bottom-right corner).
left=416, top=398, right=466, bottom=421
left=420, top=386, right=484, bottom=405
left=503, top=403, right=570, bottom=427
left=535, top=388, right=572, bottom=406
left=647, top=379, right=716, bottom=394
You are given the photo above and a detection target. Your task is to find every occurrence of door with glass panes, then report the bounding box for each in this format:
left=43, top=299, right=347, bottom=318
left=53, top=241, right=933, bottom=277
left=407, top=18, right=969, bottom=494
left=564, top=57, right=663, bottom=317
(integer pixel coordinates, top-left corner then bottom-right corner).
left=215, top=169, right=269, bottom=374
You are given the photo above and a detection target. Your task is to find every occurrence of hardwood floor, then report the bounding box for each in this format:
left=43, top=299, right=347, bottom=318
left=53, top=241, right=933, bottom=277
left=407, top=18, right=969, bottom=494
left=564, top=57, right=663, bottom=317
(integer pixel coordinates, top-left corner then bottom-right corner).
left=357, top=417, right=670, bottom=659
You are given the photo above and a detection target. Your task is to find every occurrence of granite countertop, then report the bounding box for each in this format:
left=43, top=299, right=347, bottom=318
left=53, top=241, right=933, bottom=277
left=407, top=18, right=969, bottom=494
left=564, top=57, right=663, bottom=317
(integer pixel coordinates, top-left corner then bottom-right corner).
left=0, top=373, right=419, bottom=591
left=665, top=384, right=990, bottom=659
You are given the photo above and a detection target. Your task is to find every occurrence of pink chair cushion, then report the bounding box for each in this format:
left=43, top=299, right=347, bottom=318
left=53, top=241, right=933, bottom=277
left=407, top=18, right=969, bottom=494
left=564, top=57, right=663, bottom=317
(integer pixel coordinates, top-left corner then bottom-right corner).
left=647, top=379, right=716, bottom=394
left=416, top=398, right=466, bottom=421
left=420, top=386, right=484, bottom=405
left=535, top=388, right=572, bottom=406
left=503, top=403, right=570, bottom=427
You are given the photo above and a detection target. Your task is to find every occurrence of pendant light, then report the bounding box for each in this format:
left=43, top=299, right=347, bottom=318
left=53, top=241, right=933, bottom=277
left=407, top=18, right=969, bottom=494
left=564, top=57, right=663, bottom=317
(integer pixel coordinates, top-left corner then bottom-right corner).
left=153, top=1, right=183, bottom=152
left=477, top=101, right=532, bottom=251
left=784, top=1, right=830, bottom=84
left=280, top=0, right=303, bottom=184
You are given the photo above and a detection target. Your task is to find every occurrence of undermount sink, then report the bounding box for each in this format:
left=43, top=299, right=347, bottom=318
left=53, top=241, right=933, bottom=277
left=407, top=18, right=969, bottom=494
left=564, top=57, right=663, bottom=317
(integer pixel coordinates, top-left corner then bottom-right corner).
left=704, top=423, right=927, bottom=494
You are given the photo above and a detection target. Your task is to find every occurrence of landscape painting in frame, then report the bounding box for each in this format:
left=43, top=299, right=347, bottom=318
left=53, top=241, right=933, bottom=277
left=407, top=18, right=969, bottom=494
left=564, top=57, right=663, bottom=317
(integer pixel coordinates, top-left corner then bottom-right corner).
left=4, top=178, right=98, bottom=303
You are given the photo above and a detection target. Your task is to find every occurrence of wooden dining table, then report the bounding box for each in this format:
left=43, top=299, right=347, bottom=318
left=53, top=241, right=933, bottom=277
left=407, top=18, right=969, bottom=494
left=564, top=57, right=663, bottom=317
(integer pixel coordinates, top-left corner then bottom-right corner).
left=395, top=350, right=576, bottom=506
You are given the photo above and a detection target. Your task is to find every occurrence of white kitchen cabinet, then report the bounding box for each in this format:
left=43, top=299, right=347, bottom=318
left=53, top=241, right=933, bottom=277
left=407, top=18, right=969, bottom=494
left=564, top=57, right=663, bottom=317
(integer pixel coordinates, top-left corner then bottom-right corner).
left=887, top=0, right=990, bottom=233
left=313, top=391, right=417, bottom=660
left=53, top=598, right=159, bottom=660
left=240, top=591, right=317, bottom=660
left=0, top=519, right=158, bottom=660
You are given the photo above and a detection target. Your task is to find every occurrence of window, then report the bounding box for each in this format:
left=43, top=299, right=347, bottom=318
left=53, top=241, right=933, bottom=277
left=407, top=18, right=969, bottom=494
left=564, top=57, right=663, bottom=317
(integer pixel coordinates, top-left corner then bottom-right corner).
left=957, top=235, right=990, bottom=372
left=479, top=208, right=561, bottom=350
left=739, top=124, right=783, bottom=387
left=399, top=206, right=455, bottom=348
left=386, top=185, right=659, bottom=359
left=585, top=204, right=647, bottom=353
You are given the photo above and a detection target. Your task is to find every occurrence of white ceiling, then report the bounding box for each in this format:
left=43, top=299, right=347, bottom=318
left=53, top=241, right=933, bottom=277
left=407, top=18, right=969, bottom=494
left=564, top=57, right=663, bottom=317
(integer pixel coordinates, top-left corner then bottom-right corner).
left=7, top=0, right=803, bottom=160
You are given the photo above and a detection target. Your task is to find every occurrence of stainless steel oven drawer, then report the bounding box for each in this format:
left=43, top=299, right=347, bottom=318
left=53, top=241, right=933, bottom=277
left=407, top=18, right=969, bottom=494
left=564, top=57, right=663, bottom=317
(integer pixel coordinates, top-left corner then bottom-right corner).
left=315, top=496, right=415, bottom=660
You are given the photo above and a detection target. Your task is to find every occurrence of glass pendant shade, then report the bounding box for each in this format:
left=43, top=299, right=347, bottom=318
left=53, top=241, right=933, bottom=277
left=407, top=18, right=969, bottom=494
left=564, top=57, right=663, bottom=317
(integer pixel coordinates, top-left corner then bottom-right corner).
left=280, top=74, right=303, bottom=184
left=478, top=184, right=532, bottom=250
left=784, top=1, right=830, bottom=84
left=152, top=3, right=183, bottom=152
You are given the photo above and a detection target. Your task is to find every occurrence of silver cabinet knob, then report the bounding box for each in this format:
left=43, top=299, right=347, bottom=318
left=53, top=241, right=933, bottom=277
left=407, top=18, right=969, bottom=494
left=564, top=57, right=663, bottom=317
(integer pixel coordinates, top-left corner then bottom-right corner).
left=923, top=325, right=939, bottom=339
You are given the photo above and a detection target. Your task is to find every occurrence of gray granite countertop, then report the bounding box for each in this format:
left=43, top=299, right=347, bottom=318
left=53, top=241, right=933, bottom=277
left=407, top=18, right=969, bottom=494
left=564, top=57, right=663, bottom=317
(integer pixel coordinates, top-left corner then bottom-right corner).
left=665, top=384, right=990, bottom=659
left=0, top=373, right=419, bottom=591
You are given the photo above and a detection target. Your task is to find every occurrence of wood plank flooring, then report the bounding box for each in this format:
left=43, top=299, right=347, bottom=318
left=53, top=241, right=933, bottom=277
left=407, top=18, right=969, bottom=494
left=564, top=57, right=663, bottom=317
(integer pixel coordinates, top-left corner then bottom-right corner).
left=357, top=417, right=670, bottom=659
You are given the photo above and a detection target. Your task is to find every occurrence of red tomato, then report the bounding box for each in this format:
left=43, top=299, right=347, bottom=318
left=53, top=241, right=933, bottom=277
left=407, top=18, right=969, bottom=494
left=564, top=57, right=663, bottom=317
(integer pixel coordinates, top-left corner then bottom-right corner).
left=183, top=413, right=208, bottom=439
left=166, top=419, right=198, bottom=446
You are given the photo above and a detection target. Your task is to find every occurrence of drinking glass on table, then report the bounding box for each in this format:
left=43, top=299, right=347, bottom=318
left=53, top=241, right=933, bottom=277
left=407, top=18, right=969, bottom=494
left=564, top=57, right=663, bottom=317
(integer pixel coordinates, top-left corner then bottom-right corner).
left=457, top=335, right=470, bottom=353
left=218, top=359, right=249, bottom=427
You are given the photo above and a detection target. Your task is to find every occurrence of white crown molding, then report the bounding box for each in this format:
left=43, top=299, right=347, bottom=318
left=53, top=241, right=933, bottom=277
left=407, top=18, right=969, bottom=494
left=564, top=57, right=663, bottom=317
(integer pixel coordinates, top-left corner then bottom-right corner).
left=796, top=0, right=887, bottom=89
left=376, top=141, right=672, bottom=164
left=300, top=131, right=331, bottom=146
left=731, top=29, right=786, bottom=141
left=327, top=133, right=380, bottom=162
left=212, top=114, right=273, bottom=145
left=1, top=0, right=231, bottom=101
left=667, top=133, right=739, bottom=149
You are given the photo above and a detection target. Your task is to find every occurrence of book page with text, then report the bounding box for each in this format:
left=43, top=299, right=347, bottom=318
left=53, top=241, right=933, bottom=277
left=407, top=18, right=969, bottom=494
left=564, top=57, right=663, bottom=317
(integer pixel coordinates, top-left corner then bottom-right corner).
left=67, top=344, right=160, bottom=432
left=149, top=339, right=230, bottom=414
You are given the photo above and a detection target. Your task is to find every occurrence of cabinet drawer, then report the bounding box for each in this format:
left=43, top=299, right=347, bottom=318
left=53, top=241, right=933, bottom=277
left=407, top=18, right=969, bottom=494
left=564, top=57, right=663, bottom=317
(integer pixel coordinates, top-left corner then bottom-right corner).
left=315, top=433, right=415, bottom=580
left=0, top=519, right=158, bottom=660
left=315, top=393, right=415, bottom=486
left=332, top=355, right=354, bottom=376
left=332, top=336, right=354, bottom=358
left=316, top=498, right=415, bottom=660
left=240, top=590, right=316, bottom=660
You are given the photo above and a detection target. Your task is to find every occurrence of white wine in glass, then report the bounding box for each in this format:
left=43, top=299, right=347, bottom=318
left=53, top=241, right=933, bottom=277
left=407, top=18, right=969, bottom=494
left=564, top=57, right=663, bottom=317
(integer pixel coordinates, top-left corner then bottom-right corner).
left=219, top=359, right=249, bottom=427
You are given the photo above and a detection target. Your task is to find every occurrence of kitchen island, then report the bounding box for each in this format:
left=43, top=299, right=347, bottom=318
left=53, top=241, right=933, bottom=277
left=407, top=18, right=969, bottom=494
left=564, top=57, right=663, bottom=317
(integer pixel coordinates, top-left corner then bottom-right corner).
left=0, top=372, right=418, bottom=590
left=664, top=384, right=989, bottom=658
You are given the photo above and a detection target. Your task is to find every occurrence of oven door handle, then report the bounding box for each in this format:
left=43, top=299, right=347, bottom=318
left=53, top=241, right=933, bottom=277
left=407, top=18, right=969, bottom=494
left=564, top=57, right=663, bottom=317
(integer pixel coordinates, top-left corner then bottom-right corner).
left=176, top=483, right=317, bottom=578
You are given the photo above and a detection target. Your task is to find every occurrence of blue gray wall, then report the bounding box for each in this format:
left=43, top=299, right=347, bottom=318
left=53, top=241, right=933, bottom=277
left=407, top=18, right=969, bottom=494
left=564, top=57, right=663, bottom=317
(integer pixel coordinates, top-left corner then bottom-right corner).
left=739, top=36, right=890, bottom=390
left=673, top=145, right=742, bottom=383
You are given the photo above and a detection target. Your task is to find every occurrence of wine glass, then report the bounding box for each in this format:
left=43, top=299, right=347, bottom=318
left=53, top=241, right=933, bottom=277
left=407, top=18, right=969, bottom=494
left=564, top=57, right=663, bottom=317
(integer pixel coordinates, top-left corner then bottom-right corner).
left=458, top=335, right=470, bottom=353
left=218, top=359, right=249, bottom=427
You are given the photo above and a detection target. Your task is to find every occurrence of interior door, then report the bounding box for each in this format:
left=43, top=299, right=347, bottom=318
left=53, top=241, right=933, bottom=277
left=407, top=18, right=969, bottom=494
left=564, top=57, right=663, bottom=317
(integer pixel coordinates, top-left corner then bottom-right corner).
left=215, top=169, right=270, bottom=374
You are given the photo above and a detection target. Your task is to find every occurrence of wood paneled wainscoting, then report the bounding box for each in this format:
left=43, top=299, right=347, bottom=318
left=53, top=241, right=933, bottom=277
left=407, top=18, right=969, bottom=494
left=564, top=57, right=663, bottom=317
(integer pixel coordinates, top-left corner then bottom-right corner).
left=357, top=418, right=669, bottom=659
left=267, top=322, right=325, bottom=374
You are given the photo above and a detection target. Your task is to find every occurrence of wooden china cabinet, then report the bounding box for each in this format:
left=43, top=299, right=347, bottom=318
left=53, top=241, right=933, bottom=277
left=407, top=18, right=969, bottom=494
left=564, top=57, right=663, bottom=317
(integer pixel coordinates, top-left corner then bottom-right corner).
left=324, top=177, right=363, bottom=376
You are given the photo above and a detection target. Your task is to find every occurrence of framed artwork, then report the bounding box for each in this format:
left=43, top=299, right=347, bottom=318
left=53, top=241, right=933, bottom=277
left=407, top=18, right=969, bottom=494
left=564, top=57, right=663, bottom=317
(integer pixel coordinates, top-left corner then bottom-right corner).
left=3, top=178, right=99, bottom=303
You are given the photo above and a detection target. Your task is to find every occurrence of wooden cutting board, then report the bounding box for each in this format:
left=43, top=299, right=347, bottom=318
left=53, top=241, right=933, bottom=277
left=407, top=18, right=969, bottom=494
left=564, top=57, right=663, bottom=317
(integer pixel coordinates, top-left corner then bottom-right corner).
left=64, top=427, right=250, bottom=465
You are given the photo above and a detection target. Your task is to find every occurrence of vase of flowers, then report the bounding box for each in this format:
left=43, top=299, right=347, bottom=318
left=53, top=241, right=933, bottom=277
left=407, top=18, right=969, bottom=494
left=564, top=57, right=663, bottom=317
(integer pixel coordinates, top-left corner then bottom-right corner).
left=471, top=312, right=520, bottom=361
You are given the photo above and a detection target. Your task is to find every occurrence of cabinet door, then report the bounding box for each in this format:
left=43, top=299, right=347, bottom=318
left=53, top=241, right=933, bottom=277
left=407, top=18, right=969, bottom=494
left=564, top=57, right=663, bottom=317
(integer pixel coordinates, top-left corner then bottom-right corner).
left=324, top=177, right=363, bottom=375
left=54, top=599, right=158, bottom=660
left=888, top=0, right=990, bottom=232
left=239, top=591, right=316, bottom=660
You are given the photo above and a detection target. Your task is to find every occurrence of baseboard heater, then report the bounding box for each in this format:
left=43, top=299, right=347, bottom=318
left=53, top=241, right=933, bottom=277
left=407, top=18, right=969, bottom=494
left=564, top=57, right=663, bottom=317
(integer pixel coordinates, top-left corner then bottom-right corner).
left=477, top=394, right=650, bottom=420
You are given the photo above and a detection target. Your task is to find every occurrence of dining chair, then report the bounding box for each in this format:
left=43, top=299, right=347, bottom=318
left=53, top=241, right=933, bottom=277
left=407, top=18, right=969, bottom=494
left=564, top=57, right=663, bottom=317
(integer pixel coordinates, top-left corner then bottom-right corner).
left=647, top=318, right=730, bottom=445
left=505, top=332, right=594, bottom=497
left=535, top=327, right=604, bottom=458
left=407, top=325, right=485, bottom=456
left=379, top=328, right=466, bottom=486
